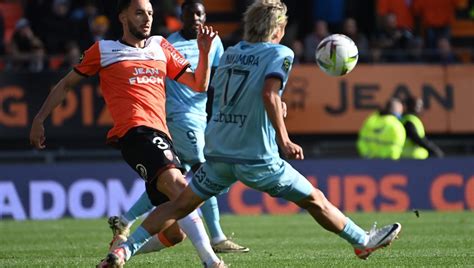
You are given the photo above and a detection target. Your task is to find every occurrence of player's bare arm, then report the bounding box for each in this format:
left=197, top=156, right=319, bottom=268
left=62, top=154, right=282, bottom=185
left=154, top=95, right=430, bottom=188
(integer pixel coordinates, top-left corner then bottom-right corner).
left=281, top=101, right=287, bottom=118
left=177, top=25, right=218, bottom=92
left=262, top=77, right=304, bottom=160
left=30, top=70, right=84, bottom=149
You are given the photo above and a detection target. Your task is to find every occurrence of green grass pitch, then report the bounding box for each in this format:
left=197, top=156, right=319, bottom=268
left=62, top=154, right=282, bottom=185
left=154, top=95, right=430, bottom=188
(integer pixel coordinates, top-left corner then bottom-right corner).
left=1, top=212, right=473, bottom=267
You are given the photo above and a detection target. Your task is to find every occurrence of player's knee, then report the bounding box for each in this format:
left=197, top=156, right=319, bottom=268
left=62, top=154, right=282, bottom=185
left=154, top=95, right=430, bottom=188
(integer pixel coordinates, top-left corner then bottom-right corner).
left=312, top=189, right=331, bottom=211
left=297, top=188, right=330, bottom=211
left=156, top=170, right=188, bottom=200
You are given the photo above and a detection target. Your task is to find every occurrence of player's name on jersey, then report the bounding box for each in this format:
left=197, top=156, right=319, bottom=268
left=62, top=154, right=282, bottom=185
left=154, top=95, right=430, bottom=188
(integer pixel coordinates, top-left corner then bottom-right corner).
left=212, top=112, right=247, bottom=128
left=224, top=53, right=260, bottom=66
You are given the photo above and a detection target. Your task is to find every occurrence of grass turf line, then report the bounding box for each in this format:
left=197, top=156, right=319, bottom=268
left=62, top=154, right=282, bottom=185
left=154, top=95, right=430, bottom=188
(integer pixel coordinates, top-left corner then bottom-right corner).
left=0, top=211, right=473, bottom=267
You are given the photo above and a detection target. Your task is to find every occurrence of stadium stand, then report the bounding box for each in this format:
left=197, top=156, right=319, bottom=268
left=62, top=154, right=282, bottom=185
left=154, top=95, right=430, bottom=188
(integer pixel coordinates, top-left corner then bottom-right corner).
left=0, top=0, right=473, bottom=161
left=0, top=1, right=23, bottom=43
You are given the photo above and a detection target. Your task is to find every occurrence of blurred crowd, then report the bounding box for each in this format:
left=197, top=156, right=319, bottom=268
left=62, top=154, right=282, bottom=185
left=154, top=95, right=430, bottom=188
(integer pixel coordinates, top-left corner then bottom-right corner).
left=0, top=0, right=472, bottom=72
left=0, top=0, right=182, bottom=72
left=287, top=0, right=473, bottom=64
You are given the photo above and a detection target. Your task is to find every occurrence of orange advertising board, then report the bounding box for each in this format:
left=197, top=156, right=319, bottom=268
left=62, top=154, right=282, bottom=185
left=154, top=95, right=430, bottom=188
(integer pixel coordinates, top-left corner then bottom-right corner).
left=283, top=64, right=474, bottom=134
left=446, top=65, right=474, bottom=132
left=0, top=65, right=473, bottom=141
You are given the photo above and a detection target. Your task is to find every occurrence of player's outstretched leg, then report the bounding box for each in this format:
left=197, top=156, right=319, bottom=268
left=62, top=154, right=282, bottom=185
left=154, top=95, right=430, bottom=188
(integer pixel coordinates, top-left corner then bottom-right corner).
left=101, top=209, right=226, bottom=267
left=98, top=168, right=226, bottom=268
left=200, top=196, right=249, bottom=253
left=295, top=187, right=401, bottom=259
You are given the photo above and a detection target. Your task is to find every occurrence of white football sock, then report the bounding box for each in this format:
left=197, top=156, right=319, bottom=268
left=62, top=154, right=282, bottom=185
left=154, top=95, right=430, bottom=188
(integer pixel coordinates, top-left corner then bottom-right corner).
left=178, top=210, right=220, bottom=266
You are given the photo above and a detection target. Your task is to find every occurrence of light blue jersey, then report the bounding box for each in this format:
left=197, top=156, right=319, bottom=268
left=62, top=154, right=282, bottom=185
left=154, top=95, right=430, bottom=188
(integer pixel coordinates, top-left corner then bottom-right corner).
left=204, top=41, right=294, bottom=163
left=166, top=32, right=224, bottom=120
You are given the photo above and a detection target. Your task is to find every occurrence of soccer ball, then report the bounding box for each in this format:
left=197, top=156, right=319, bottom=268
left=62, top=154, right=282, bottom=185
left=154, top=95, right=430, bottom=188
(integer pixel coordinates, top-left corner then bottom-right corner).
left=315, top=34, right=358, bottom=76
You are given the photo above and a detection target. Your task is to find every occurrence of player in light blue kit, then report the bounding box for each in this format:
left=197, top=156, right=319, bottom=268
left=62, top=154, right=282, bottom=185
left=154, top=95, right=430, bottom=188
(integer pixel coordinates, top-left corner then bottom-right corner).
left=106, top=0, right=402, bottom=265
left=107, top=0, right=248, bottom=255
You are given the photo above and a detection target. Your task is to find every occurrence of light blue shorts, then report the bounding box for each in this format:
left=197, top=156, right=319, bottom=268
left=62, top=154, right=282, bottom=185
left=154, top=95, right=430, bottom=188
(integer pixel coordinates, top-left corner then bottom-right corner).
left=168, top=117, right=206, bottom=172
left=190, top=159, right=313, bottom=202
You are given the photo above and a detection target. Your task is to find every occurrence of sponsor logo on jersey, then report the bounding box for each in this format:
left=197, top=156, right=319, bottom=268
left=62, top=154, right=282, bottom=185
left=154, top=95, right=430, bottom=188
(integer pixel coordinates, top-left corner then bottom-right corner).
left=129, top=76, right=164, bottom=85
left=135, top=164, right=148, bottom=181
left=132, top=67, right=161, bottom=76
left=213, top=112, right=247, bottom=128
left=161, top=39, right=188, bottom=65
left=129, top=67, right=164, bottom=85
left=282, top=57, right=292, bottom=73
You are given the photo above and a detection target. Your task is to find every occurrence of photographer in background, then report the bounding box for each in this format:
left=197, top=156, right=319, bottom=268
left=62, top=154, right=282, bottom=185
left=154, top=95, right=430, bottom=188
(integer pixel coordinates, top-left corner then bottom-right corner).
left=401, top=96, right=444, bottom=159
left=357, top=98, right=406, bottom=160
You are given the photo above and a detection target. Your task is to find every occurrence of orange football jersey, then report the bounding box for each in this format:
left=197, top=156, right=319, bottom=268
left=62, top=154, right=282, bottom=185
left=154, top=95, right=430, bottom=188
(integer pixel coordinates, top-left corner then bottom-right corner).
left=74, top=36, right=190, bottom=143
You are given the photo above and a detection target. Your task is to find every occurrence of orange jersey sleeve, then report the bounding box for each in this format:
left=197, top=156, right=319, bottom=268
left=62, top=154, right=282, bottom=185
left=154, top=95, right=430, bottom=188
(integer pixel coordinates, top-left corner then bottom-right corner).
left=74, top=42, right=101, bottom=76
left=160, top=38, right=190, bottom=80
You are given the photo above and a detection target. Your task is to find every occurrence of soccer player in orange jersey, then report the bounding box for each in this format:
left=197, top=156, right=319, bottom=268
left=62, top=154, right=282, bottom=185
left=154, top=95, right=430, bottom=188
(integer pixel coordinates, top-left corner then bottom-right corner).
left=29, top=0, right=225, bottom=267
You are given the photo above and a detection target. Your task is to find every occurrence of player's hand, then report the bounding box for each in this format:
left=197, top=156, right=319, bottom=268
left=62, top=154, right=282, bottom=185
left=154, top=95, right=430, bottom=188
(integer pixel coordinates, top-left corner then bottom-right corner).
left=197, top=25, right=217, bottom=54
left=281, top=140, right=304, bottom=160
left=30, top=118, right=46, bottom=149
